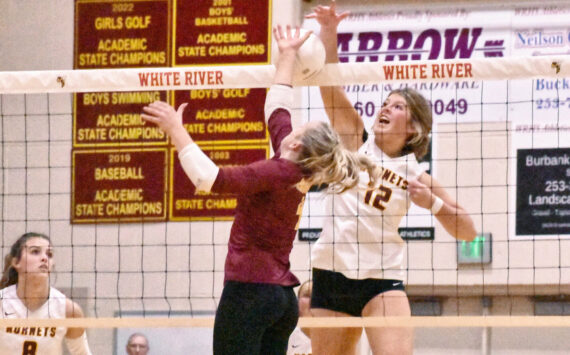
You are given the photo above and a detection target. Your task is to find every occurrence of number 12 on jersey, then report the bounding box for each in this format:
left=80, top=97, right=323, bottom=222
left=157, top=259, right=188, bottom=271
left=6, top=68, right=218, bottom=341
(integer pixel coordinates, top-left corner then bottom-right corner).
left=364, top=186, right=392, bottom=210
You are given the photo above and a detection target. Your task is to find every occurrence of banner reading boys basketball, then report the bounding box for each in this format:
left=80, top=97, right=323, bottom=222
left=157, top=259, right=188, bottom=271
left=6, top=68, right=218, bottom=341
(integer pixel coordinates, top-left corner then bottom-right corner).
left=170, top=0, right=272, bottom=220
left=172, top=0, right=271, bottom=145
left=173, top=0, right=270, bottom=66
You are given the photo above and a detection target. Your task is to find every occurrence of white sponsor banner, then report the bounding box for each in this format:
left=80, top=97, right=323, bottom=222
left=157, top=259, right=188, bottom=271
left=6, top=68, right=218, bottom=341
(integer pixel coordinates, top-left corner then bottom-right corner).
left=302, top=5, right=570, bottom=240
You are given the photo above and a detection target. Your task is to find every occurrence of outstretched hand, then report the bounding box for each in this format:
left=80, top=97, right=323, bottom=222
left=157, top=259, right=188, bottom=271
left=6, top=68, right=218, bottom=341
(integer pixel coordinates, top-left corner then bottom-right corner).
left=273, top=24, right=312, bottom=54
left=305, top=0, right=350, bottom=28
left=141, top=101, right=188, bottom=135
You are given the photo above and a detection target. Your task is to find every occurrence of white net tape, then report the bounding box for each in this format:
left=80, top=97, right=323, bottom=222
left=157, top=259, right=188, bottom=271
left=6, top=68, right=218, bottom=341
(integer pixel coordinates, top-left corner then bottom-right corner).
left=1, top=56, right=568, bottom=93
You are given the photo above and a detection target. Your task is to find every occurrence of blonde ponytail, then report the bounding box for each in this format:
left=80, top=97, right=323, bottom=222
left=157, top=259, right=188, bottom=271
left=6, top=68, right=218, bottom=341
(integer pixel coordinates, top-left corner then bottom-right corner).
left=297, top=122, right=379, bottom=193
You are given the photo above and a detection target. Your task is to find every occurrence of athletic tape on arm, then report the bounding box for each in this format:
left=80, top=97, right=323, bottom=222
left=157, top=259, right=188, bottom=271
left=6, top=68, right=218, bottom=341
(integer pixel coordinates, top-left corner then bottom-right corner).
left=430, top=196, right=444, bottom=215
left=178, top=143, right=220, bottom=192
left=264, top=84, right=293, bottom=123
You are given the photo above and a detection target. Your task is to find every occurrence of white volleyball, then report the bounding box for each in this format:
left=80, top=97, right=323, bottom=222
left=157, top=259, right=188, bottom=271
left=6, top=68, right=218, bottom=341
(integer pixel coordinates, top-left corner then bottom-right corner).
left=275, top=29, right=326, bottom=82
left=294, top=29, right=326, bottom=81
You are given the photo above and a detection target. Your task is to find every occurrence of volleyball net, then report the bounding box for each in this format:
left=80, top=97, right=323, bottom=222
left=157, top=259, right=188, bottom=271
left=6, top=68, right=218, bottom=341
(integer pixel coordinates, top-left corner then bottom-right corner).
left=1, top=56, right=570, bottom=335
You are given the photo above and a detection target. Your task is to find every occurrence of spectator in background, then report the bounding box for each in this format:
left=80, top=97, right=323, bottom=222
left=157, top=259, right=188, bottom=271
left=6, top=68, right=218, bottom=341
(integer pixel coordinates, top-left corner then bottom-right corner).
left=126, top=332, right=149, bottom=355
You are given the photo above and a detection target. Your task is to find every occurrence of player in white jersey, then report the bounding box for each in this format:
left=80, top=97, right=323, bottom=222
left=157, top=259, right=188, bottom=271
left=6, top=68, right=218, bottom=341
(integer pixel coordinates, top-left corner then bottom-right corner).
left=306, top=2, right=477, bottom=355
left=312, top=140, right=425, bottom=281
left=1, top=232, right=92, bottom=355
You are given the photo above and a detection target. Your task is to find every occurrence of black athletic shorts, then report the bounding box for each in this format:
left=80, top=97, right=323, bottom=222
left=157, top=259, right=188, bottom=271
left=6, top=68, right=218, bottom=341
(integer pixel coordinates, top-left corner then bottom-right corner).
left=213, top=281, right=298, bottom=355
left=311, top=268, right=405, bottom=317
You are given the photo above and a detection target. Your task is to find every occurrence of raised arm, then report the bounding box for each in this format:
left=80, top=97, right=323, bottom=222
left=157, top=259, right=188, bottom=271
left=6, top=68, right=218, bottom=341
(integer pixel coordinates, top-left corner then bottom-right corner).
left=142, top=26, right=310, bottom=194
left=141, top=101, right=219, bottom=193
left=264, top=25, right=312, bottom=153
left=408, top=173, right=477, bottom=242
left=272, top=25, right=311, bottom=86
left=264, top=25, right=311, bottom=122
left=306, top=0, right=363, bottom=151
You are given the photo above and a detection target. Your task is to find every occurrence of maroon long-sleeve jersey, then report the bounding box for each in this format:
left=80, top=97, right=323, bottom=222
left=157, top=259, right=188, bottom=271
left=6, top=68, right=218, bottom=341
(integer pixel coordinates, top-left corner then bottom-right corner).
left=211, top=108, right=306, bottom=286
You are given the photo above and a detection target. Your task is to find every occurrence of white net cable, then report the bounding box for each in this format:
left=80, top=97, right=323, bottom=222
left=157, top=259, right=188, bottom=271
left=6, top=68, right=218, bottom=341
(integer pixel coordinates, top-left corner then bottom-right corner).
left=1, top=57, right=569, bottom=93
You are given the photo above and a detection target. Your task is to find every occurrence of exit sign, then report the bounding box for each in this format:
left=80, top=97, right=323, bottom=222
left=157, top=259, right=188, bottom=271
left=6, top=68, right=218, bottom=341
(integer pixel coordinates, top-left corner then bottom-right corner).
left=457, top=233, right=492, bottom=264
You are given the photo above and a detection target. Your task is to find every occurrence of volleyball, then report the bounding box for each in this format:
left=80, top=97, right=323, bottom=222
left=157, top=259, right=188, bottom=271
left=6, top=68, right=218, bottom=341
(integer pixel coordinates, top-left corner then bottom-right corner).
left=292, top=29, right=326, bottom=81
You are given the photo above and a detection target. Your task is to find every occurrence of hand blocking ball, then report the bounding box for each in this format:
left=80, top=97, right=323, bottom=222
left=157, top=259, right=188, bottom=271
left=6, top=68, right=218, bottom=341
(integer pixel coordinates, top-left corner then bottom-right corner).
left=276, top=29, right=326, bottom=82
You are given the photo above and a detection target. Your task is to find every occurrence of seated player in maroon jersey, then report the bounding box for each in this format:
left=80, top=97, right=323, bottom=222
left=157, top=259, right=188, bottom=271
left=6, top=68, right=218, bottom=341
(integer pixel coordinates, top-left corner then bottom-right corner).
left=141, top=25, right=377, bottom=355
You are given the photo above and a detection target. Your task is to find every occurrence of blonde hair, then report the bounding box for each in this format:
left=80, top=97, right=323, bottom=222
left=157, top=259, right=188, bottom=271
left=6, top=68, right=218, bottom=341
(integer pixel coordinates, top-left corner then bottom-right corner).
left=297, top=121, right=378, bottom=193
left=1, top=232, right=50, bottom=288
left=390, top=88, right=432, bottom=159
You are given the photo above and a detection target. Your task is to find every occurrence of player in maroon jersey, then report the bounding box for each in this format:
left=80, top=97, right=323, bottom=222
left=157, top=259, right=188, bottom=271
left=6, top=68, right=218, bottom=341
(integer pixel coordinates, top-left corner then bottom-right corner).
left=141, top=25, right=377, bottom=355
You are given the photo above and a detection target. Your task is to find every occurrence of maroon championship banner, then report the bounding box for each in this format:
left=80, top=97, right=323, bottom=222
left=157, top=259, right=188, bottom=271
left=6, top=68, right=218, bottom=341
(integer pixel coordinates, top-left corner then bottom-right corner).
left=168, top=0, right=271, bottom=220
left=174, top=0, right=270, bottom=66
left=72, top=0, right=272, bottom=222
left=73, top=0, right=172, bottom=147
left=74, top=90, right=168, bottom=147
left=72, top=149, right=168, bottom=223
left=72, top=0, right=172, bottom=223
left=170, top=145, right=268, bottom=220
left=74, top=0, right=171, bottom=69
left=173, top=88, right=268, bottom=144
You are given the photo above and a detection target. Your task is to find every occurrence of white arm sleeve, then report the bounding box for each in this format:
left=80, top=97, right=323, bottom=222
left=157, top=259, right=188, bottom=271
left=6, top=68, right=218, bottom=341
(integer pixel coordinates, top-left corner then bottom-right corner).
left=264, top=84, right=293, bottom=124
left=64, top=332, right=92, bottom=355
left=178, top=143, right=220, bottom=193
